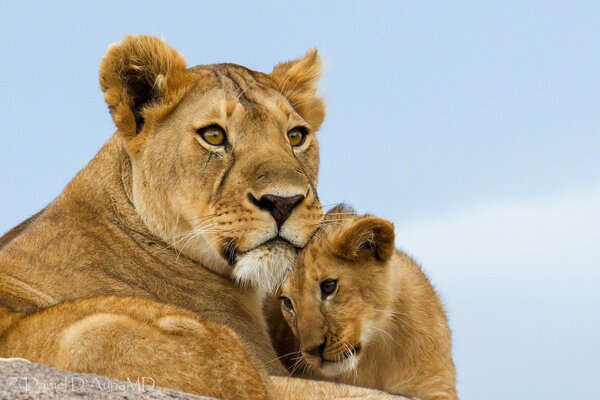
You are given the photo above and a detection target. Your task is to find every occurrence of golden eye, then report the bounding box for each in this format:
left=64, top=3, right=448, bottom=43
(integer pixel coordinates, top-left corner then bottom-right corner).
left=280, top=296, right=294, bottom=312
left=198, top=125, right=227, bottom=146
left=287, top=127, right=307, bottom=147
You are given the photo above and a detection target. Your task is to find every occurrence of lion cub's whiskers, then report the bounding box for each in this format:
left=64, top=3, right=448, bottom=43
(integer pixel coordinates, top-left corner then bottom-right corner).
left=289, top=354, right=310, bottom=377
left=265, top=350, right=302, bottom=365
left=300, top=356, right=313, bottom=376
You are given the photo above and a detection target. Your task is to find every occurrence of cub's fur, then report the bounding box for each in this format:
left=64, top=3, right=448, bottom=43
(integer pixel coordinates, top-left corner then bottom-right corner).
left=268, top=207, right=458, bottom=400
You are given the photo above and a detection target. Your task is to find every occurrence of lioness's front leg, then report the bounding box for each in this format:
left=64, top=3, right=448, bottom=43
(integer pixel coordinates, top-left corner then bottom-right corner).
left=0, top=297, right=271, bottom=400
left=270, top=376, right=410, bottom=399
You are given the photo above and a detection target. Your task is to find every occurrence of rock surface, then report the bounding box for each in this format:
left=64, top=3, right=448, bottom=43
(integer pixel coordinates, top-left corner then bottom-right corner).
left=0, top=359, right=215, bottom=400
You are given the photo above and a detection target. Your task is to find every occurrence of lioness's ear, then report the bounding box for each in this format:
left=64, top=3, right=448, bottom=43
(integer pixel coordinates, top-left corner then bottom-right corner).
left=271, top=49, right=326, bottom=131
left=99, top=35, right=188, bottom=137
left=333, top=217, right=395, bottom=263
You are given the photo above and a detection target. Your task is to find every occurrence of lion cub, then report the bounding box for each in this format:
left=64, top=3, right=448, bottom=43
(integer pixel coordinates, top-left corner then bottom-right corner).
left=270, top=207, right=457, bottom=400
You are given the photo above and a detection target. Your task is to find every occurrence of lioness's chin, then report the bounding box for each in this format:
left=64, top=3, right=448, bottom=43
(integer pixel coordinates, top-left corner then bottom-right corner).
left=232, top=240, right=298, bottom=295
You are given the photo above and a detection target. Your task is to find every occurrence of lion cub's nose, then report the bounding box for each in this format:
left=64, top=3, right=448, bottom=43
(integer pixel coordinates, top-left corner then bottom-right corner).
left=251, top=194, right=305, bottom=228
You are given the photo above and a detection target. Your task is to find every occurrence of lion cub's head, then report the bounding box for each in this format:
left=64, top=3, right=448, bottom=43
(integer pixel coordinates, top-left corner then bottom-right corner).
left=100, top=35, right=325, bottom=293
left=279, top=206, right=396, bottom=377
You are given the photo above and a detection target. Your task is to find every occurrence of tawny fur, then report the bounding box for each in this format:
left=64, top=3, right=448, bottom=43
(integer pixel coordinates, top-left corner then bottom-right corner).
left=0, top=297, right=271, bottom=400
left=0, top=36, right=402, bottom=399
left=267, top=207, right=458, bottom=400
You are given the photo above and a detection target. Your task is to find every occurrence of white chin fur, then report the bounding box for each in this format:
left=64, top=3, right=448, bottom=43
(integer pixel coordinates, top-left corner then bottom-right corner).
left=319, top=356, right=359, bottom=378
left=232, top=241, right=297, bottom=296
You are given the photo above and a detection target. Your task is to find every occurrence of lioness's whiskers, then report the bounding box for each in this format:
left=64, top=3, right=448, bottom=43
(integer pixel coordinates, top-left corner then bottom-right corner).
left=193, top=222, right=222, bottom=233
left=175, top=231, right=199, bottom=263
left=187, top=213, right=219, bottom=221
left=154, top=223, right=244, bottom=256
left=152, top=230, right=196, bottom=254
left=165, top=230, right=197, bottom=241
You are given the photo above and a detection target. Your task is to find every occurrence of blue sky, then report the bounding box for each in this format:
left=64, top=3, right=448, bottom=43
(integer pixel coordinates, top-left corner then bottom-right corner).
left=1, top=1, right=598, bottom=398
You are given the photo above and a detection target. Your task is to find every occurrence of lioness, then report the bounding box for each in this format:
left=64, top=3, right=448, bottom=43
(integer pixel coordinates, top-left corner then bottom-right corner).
left=268, top=207, right=457, bottom=399
left=0, top=36, right=402, bottom=399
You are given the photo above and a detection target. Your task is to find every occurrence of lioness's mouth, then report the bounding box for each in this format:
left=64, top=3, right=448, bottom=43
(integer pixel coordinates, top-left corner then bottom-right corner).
left=229, top=237, right=299, bottom=294
left=225, top=237, right=298, bottom=266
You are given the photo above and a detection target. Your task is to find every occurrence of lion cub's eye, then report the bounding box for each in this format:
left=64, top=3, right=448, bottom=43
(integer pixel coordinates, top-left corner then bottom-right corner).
left=287, top=127, right=307, bottom=147
left=320, top=279, right=338, bottom=298
left=197, top=125, right=227, bottom=146
left=280, top=296, right=294, bottom=312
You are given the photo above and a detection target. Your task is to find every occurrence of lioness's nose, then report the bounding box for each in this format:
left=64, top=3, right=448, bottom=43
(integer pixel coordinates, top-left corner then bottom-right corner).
left=251, top=194, right=305, bottom=228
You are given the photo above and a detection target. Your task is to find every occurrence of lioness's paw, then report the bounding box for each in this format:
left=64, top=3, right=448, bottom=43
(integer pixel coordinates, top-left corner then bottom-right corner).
left=156, top=315, right=207, bottom=335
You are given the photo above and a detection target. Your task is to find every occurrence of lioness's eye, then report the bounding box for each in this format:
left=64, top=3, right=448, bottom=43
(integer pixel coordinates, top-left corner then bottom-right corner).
left=320, top=279, right=338, bottom=298
left=287, top=127, right=307, bottom=147
left=197, top=125, right=227, bottom=146
left=280, top=296, right=294, bottom=312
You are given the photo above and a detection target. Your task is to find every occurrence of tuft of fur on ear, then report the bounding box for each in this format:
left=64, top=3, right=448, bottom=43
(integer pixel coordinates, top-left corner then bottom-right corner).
left=271, top=49, right=326, bottom=131
left=323, top=203, right=356, bottom=224
left=99, top=35, right=189, bottom=137
left=332, top=217, right=395, bottom=263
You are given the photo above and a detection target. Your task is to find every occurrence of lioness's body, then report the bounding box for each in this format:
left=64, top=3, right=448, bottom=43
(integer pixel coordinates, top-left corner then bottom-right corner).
left=0, top=137, right=276, bottom=400
left=0, top=36, right=402, bottom=399
left=0, top=296, right=271, bottom=400
left=271, top=211, right=457, bottom=400
left=0, top=138, right=271, bottom=360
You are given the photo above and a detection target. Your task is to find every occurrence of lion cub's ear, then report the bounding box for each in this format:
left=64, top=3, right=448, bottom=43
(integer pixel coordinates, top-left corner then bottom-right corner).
left=270, top=49, right=326, bottom=131
left=332, top=217, right=395, bottom=263
left=99, top=35, right=189, bottom=137
left=323, top=203, right=356, bottom=224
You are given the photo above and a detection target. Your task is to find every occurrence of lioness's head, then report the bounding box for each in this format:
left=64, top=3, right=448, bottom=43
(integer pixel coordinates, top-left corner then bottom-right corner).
left=279, top=207, right=396, bottom=377
left=100, top=35, right=325, bottom=293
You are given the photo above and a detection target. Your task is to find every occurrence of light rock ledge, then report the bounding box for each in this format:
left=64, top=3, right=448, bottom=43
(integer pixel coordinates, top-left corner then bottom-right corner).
left=0, top=360, right=214, bottom=400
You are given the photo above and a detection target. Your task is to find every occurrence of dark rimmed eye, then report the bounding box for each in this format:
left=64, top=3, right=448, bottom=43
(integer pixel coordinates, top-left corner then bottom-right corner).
left=287, top=127, right=307, bottom=147
left=197, top=125, right=227, bottom=146
left=320, top=279, right=338, bottom=298
left=280, top=296, right=294, bottom=312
